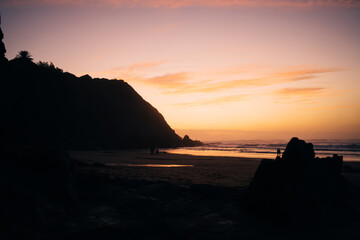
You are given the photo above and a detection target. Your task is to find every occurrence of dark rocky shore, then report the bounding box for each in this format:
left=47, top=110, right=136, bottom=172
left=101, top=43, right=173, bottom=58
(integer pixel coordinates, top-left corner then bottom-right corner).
left=1, top=138, right=360, bottom=239
left=246, top=137, right=360, bottom=225
left=0, top=148, right=246, bottom=239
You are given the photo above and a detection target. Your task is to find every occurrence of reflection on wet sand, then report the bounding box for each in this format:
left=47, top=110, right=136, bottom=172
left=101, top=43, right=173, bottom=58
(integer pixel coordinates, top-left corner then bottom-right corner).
left=107, top=163, right=194, bottom=168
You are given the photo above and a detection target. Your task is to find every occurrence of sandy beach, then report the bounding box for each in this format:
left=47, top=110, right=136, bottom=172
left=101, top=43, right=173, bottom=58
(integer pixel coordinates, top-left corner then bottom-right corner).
left=1, top=148, right=360, bottom=239
left=70, top=150, right=360, bottom=188
left=50, top=150, right=359, bottom=240
left=70, top=150, right=263, bottom=188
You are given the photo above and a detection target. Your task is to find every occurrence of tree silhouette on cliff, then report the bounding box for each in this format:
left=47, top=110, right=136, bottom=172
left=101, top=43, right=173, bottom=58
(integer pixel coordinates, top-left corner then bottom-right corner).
left=16, top=50, right=33, bottom=61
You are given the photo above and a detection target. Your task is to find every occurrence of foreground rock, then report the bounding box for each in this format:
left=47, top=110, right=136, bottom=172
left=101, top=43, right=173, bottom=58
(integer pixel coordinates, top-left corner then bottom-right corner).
left=246, top=137, right=360, bottom=225
left=0, top=147, right=77, bottom=239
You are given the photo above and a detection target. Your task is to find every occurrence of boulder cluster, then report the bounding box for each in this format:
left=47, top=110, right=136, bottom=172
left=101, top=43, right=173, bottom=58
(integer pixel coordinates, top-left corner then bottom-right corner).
left=246, top=137, right=360, bottom=225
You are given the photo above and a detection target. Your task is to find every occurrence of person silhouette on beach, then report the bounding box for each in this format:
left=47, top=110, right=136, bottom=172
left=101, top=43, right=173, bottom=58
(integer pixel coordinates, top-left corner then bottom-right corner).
left=276, top=149, right=281, bottom=159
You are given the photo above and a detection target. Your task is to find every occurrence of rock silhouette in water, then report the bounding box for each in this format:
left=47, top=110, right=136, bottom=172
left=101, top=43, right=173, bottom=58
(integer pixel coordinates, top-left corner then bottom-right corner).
left=181, top=135, right=204, bottom=147
left=246, top=137, right=360, bottom=225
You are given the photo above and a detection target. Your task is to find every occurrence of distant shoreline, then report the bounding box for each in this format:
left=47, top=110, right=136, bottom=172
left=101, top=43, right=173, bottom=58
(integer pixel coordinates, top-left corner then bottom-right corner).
left=166, top=139, right=360, bottom=162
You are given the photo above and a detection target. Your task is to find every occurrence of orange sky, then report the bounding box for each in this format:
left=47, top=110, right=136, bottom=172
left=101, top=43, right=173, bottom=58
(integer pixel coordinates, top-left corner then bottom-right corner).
left=1, top=0, right=360, bottom=140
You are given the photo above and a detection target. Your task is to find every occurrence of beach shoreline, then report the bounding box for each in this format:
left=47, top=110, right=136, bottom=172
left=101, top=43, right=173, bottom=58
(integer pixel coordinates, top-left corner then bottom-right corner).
left=70, top=150, right=263, bottom=188
left=70, top=150, right=360, bottom=188
left=68, top=150, right=360, bottom=239
left=1, top=149, right=360, bottom=239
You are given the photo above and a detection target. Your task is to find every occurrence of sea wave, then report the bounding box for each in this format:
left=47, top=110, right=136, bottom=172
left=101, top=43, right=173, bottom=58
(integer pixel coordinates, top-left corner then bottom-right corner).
left=168, top=139, right=360, bottom=161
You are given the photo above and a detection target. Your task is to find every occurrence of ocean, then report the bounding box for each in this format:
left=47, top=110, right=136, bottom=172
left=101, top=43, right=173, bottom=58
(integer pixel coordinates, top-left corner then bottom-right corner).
left=167, top=139, right=360, bottom=162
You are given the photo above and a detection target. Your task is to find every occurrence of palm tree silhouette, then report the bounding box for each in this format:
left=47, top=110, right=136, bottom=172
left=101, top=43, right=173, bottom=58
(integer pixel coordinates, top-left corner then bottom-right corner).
left=16, top=50, right=33, bottom=61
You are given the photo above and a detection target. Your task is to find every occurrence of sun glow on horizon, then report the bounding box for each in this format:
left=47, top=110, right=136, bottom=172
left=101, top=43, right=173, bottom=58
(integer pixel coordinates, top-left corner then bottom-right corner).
left=2, top=1, right=360, bottom=141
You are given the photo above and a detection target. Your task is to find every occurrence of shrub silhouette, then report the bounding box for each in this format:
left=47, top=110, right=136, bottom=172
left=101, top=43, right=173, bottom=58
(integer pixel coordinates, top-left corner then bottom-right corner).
left=37, top=61, right=63, bottom=73
left=38, top=61, right=54, bottom=68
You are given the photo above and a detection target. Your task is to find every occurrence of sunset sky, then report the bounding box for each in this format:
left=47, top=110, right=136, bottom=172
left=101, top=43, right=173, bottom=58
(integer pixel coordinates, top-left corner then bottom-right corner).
left=1, top=0, right=360, bottom=141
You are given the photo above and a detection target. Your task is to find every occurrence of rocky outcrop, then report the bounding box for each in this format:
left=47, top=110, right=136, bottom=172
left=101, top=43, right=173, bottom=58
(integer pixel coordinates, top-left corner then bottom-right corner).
left=181, top=135, right=204, bottom=147
left=0, top=147, right=77, bottom=238
left=0, top=147, right=78, bottom=203
left=246, top=137, right=360, bottom=225
left=0, top=26, right=7, bottom=64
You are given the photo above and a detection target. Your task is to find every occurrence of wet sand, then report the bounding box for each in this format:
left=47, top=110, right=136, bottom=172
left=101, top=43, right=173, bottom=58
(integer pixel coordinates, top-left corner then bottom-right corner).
left=70, top=150, right=262, bottom=188
left=70, top=150, right=360, bottom=188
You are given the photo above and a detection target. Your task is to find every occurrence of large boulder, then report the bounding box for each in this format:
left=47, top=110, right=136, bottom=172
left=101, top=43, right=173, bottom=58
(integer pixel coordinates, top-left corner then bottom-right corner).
left=246, top=137, right=360, bottom=225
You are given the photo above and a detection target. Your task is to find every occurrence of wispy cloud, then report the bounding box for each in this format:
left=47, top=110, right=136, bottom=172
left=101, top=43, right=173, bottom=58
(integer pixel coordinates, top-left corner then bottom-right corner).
left=133, top=67, right=339, bottom=94
left=308, top=104, right=360, bottom=110
left=174, top=94, right=247, bottom=106
left=276, top=87, right=326, bottom=96
left=126, top=61, right=165, bottom=72
left=275, top=87, right=328, bottom=103
left=141, top=72, right=189, bottom=88
left=91, top=63, right=340, bottom=97
left=2, top=0, right=360, bottom=8
left=88, top=61, right=165, bottom=78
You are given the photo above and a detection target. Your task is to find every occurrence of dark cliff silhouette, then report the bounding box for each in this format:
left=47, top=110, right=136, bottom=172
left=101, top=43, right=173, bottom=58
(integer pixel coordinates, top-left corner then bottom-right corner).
left=0, top=21, right=7, bottom=64
left=0, top=53, right=201, bottom=149
left=246, top=137, right=360, bottom=225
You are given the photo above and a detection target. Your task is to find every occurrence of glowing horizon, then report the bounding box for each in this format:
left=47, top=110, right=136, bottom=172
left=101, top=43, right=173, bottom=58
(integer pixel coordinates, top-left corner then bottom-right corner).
left=1, top=1, right=360, bottom=141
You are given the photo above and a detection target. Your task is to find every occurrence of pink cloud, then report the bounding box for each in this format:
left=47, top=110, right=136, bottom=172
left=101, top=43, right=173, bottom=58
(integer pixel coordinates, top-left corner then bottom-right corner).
left=169, top=67, right=338, bottom=94
left=174, top=94, right=247, bottom=106
left=2, top=0, right=360, bottom=8
left=88, top=61, right=165, bottom=78
left=119, top=66, right=339, bottom=95
left=276, top=87, right=326, bottom=96
left=143, top=72, right=189, bottom=87
left=308, top=104, right=360, bottom=110
left=275, top=87, right=330, bottom=104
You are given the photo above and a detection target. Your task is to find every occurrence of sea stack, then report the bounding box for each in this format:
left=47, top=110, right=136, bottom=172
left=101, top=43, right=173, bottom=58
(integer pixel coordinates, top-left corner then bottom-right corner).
left=0, top=14, right=8, bottom=64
